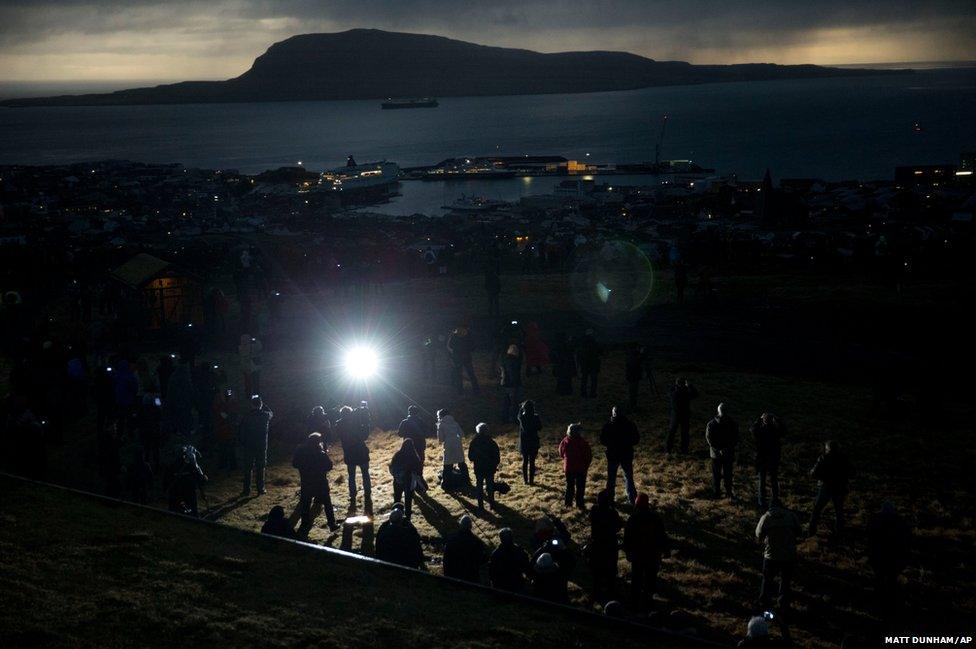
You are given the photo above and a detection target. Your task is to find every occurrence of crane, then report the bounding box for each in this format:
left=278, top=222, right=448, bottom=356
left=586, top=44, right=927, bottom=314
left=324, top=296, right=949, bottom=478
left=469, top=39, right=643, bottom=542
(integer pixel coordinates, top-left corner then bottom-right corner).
left=653, top=114, right=669, bottom=167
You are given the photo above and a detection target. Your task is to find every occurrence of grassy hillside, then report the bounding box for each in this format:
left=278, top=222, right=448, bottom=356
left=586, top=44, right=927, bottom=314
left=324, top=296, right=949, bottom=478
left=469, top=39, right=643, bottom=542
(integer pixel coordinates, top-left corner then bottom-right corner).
left=0, top=474, right=702, bottom=649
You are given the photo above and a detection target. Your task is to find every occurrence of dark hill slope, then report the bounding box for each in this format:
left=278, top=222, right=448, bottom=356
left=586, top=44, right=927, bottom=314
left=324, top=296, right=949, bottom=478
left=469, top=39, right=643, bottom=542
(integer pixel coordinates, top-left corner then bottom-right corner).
left=0, top=29, right=904, bottom=106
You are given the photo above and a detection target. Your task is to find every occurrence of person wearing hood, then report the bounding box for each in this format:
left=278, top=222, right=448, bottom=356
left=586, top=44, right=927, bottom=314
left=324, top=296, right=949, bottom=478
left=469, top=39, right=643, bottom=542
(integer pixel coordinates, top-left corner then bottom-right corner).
left=867, top=501, right=911, bottom=615
left=600, top=405, right=640, bottom=504
left=531, top=552, right=569, bottom=604
left=559, top=423, right=593, bottom=509
left=517, top=400, right=542, bottom=485
left=436, top=408, right=466, bottom=475
left=376, top=503, right=425, bottom=569
left=756, top=498, right=801, bottom=609
left=389, top=438, right=423, bottom=519
left=468, top=422, right=501, bottom=511
left=292, top=432, right=339, bottom=536
left=705, top=402, right=739, bottom=499
left=808, top=440, right=852, bottom=537
left=397, top=405, right=429, bottom=467
left=624, top=493, right=669, bottom=613
left=752, top=413, right=786, bottom=510
left=589, top=489, right=623, bottom=601
left=261, top=505, right=297, bottom=540
left=489, top=527, right=531, bottom=593
left=443, top=516, right=489, bottom=583
left=500, top=344, right=524, bottom=423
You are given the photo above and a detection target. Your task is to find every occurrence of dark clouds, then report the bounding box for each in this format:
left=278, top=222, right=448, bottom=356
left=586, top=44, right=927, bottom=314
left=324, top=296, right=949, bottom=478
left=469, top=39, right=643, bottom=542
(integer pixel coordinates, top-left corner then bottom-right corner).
left=1, top=0, right=974, bottom=79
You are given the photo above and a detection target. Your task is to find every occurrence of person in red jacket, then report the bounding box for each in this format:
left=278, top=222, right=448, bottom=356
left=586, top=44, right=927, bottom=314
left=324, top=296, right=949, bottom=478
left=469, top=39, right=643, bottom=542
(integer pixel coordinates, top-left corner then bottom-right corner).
left=558, top=423, right=593, bottom=509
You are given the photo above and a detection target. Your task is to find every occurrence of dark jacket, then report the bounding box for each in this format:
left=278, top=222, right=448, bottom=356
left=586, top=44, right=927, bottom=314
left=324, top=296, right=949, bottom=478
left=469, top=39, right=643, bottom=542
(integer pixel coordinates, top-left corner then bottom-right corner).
left=531, top=566, right=569, bottom=604
left=500, top=354, right=523, bottom=388
left=337, top=411, right=370, bottom=467
left=600, top=415, right=640, bottom=462
left=443, top=528, right=488, bottom=582
left=261, top=515, right=297, bottom=540
left=705, top=414, right=738, bottom=459
left=376, top=519, right=424, bottom=569
left=810, top=450, right=852, bottom=492
left=624, top=507, right=669, bottom=564
left=489, top=541, right=531, bottom=593
left=752, top=418, right=786, bottom=469
left=447, top=331, right=474, bottom=364
left=670, top=383, right=698, bottom=419
left=239, top=407, right=273, bottom=453
left=517, top=412, right=542, bottom=455
left=389, top=443, right=423, bottom=487
left=468, top=433, right=500, bottom=475
left=292, top=442, right=333, bottom=495
left=575, top=334, right=602, bottom=373
left=397, top=415, right=428, bottom=454
left=756, top=505, right=801, bottom=562
left=589, top=499, right=623, bottom=550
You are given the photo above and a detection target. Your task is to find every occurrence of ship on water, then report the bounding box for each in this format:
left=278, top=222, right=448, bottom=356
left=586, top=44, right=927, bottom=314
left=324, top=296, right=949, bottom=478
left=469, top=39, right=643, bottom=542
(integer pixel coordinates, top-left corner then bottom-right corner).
left=319, top=156, right=400, bottom=203
left=380, top=97, right=439, bottom=109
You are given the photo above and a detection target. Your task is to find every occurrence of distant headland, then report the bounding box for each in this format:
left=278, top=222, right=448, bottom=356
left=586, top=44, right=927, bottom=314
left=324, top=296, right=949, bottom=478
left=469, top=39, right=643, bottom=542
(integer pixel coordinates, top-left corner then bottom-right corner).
left=0, top=29, right=908, bottom=107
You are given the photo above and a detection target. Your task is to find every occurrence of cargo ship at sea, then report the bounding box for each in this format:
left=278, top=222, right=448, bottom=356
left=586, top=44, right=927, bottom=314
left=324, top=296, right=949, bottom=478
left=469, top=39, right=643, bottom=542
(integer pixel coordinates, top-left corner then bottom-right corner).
left=380, top=97, right=439, bottom=109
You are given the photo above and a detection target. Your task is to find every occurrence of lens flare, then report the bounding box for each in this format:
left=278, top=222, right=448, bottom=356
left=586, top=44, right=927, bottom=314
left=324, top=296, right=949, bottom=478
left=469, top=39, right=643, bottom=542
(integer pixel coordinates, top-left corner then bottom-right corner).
left=343, top=346, right=379, bottom=380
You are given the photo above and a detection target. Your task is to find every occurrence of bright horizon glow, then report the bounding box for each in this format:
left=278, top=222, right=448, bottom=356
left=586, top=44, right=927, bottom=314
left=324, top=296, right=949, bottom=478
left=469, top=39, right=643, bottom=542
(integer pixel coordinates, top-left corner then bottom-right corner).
left=342, top=345, right=379, bottom=380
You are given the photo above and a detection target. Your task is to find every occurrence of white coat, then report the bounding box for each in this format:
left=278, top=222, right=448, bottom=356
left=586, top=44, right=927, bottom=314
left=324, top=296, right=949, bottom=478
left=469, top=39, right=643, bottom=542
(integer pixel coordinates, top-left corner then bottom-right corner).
left=436, top=415, right=465, bottom=466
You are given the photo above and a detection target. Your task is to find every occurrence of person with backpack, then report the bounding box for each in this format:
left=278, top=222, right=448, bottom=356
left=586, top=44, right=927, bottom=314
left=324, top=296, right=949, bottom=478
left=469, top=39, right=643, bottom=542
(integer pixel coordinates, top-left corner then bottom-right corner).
left=239, top=395, right=273, bottom=496
left=600, top=406, right=640, bottom=504
left=390, top=438, right=424, bottom=519
left=705, top=402, right=739, bottom=499
left=624, top=493, right=669, bottom=613
left=292, top=432, right=339, bottom=536
left=517, top=400, right=542, bottom=485
left=559, top=423, right=593, bottom=509
left=808, top=440, right=853, bottom=537
left=468, top=422, right=501, bottom=511
left=337, top=404, right=373, bottom=514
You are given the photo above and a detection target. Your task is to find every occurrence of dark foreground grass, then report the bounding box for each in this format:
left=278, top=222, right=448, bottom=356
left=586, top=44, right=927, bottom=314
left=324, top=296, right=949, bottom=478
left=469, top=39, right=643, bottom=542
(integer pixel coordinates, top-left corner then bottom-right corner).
left=0, top=474, right=705, bottom=649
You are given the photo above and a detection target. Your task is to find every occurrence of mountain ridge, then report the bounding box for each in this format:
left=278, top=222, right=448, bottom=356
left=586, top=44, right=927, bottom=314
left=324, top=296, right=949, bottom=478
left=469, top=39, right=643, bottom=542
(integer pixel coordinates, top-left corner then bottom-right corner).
left=0, top=28, right=908, bottom=107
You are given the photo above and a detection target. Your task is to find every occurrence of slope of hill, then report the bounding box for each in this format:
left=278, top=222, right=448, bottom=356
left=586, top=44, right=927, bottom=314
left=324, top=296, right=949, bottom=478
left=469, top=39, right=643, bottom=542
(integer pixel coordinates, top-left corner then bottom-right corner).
left=0, top=29, right=905, bottom=106
left=0, top=474, right=707, bottom=649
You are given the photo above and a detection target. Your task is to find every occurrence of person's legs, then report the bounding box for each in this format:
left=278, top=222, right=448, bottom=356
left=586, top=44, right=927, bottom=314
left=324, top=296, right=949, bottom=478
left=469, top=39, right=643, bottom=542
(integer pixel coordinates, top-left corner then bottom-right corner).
left=722, top=456, right=734, bottom=497
left=606, top=458, right=619, bottom=500
left=476, top=473, right=486, bottom=509
left=833, top=491, right=846, bottom=532
left=529, top=452, right=537, bottom=485
left=711, top=457, right=722, bottom=496
left=679, top=418, right=690, bottom=453
left=665, top=417, right=677, bottom=453
left=242, top=452, right=253, bottom=494
left=521, top=455, right=529, bottom=484
left=320, top=486, right=337, bottom=528
left=808, top=486, right=830, bottom=534
left=769, top=465, right=780, bottom=502
left=486, top=472, right=495, bottom=507
left=404, top=487, right=414, bottom=519
left=347, top=464, right=357, bottom=503
left=298, top=491, right=312, bottom=531
left=621, top=457, right=637, bottom=504
left=574, top=473, right=586, bottom=509
left=779, top=560, right=794, bottom=607
left=255, top=454, right=266, bottom=493
left=564, top=472, right=574, bottom=507
left=759, top=558, right=775, bottom=607
left=464, top=360, right=480, bottom=394
left=393, top=481, right=403, bottom=504
left=452, top=363, right=463, bottom=395
left=360, top=463, right=372, bottom=498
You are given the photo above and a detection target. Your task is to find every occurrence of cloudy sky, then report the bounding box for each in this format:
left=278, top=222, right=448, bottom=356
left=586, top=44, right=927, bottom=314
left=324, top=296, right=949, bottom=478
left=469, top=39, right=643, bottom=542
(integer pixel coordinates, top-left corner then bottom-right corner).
left=0, top=0, right=974, bottom=81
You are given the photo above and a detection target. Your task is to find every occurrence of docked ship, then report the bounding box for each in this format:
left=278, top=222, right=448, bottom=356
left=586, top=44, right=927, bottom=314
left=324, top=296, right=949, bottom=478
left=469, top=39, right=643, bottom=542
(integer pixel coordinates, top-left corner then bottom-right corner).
left=320, top=156, right=400, bottom=202
left=380, top=97, right=439, bottom=109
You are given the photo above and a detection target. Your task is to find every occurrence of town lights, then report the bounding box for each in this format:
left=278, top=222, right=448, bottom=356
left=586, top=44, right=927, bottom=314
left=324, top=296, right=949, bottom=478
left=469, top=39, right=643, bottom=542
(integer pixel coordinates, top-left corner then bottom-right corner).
left=343, top=345, right=379, bottom=380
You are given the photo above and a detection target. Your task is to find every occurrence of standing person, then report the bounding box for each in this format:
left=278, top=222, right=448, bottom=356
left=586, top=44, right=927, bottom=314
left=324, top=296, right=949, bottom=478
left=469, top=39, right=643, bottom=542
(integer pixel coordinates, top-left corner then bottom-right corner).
left=575, top=329, right=602, bottom=398
left=212, top=388, right=239, bottom=471
left=807, top=440, right=852, bottom=537
left=705, top=403, right=738, bottom=499
left=624, top=493, right=669, bottom=614
left=389, top=438, right=423, bottom=519
left=489, top=528, right=531, bottom=593
left=238, top=334, right=263, bottom=397
left=600, top=406, right=640, bottom=504
left=550, top=332, right=576, bottom=396
left=559, top=423, right=593, bottom=509
left=239, top=395, right=273, bottom=497
left=752, top=413, right=786, bottom=510
left=666, top=378, right=698, bottom=454
left=305, top=405, right=332, bottom=446
left=447, top=324, right=480, bottom=396
left=397, top=405, right=429, bottom=467
left=376, top=504, right=425, bottom=569
left=168, top=445, right=207, bottom=517
left=624, top=343, right=645, bottom=412
left=443, top=516, right=489, bottom=583
left=468, top=422, right=500, bottom=511
left=517, top=400, right=542, bottom=485
left=500, top=344, right=524, bottom=423
left=756, top=498, right=801, bottom=609
left=523, top=322, right=549, bottom=376
left=589, top=489, right=623, bottom=602
left=435, top=408, right=467, bottom=491
left=337, top=405, right=372, bottom=514
left=867, top=501, right=911, bottom=616
left=484, top=268, right=501, bottom=317
left=292, top=432, right=339, bottom=537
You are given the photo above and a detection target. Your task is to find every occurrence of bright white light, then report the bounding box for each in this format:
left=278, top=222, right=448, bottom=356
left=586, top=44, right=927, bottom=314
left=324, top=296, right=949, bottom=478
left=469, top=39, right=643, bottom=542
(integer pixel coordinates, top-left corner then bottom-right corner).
left=343, top=346, right=379, bottom=380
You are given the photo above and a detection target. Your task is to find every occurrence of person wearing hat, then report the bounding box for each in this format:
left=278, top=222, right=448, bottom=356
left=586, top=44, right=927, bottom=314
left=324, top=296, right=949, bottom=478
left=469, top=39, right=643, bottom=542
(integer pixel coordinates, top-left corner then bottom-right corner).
left=624, top=493, right=670, bottom=613
left=489, top=528, right=531, bottom=593
left=531, top=553, right=569, bottom=603
left=375, top=503, right=424, bottom=569
left=705, top=402, right=738, bottom=499
left=500, top=344, right=524, bottom=423
left=443, top=515, right=488, bottom=583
